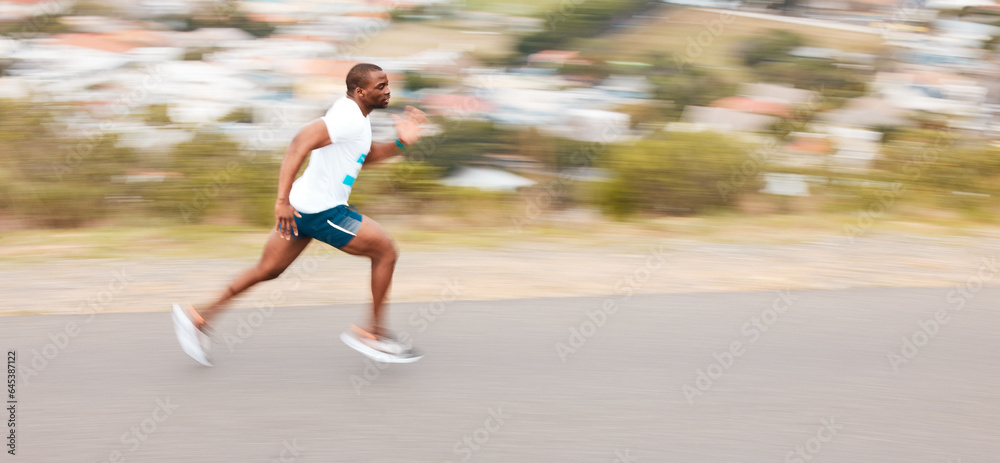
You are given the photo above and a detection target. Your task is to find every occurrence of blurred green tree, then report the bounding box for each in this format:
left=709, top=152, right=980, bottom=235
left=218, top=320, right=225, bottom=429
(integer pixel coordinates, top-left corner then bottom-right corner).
left=150, top=131, right=280, bottom=226
left=650, top=68, right=737, bottom=121
left=740, top=29, right=804, bottom=67
left=218, top=107, right=254, bottom=124
left=410, top=120, right=512, bottom=173
left=879, top=130, right=1000, bottom=195
left=404, top=72, right=448, bottom=92
left=517, top=0, right=657, bottom=56
left=0, top=99, right=137, bottom=227
left=175, top=0, right=276, bottom=38
left=754, top=59, right=867, bottom=99
left=596, top=131, right=755, bottom=217
left=142, top=104, right=172, bottom=126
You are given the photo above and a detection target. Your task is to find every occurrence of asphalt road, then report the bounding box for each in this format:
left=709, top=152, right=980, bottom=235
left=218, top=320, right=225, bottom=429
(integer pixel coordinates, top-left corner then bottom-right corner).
left=5, top=286, right=999, bottom=462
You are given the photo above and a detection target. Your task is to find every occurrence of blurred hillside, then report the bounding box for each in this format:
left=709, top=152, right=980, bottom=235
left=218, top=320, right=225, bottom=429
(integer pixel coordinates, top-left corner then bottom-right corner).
left=1, top=0, right=1000, bottom=231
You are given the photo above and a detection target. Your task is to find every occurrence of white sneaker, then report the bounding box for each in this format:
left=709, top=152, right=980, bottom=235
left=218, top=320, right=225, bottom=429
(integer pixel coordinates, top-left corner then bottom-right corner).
left=340, top=325, right=423, bottom=364
left=172, top=303, right=212, bottom=367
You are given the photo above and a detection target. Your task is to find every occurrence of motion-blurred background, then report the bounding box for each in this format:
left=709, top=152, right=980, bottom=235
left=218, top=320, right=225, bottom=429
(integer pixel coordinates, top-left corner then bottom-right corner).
left=1, top=0, right=999, bottom=233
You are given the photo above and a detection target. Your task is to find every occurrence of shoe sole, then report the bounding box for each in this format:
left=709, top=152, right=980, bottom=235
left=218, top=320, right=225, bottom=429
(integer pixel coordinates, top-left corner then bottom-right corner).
left=340, top=332, right=424, bottom=364
left=172, top=303, right=212, bottom=367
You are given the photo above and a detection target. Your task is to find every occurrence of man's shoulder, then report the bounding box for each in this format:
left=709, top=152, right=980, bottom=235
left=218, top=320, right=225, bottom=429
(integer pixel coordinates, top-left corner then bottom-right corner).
left=325, top=97, right=364, bottom=120
left=320, top=98, right=369, bottom=141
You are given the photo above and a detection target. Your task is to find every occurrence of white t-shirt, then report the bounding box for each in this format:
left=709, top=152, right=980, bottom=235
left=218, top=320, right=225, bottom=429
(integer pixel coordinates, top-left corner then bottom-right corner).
left=289, top=97, right=372, bottom=214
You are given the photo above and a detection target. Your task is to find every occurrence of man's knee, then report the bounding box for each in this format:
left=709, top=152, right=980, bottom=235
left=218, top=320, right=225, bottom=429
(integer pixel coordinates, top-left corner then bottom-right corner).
left=257, top=264, right=286, bottom=282
left=377, top=240, right=398, bottom=264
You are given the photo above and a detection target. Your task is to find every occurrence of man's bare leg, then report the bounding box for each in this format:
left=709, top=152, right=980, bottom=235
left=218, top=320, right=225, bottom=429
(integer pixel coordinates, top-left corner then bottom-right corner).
left=339, top=214, right=397, bottom=337
left=195, top=230, right=312, bottom=328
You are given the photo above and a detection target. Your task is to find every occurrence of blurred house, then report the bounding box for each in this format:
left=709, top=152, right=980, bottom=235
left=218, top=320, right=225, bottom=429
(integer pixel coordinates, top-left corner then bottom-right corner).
left=924, top=0, right=998, bottom=10
left=597, top=75, right=654, bottom=100
left=826, top=125, right=884, bottom=171
left=56, top=29, right=182, bottom=63
left=120, top=170, right=183, bottom=183
left=679, top=106, right=778, bottom=133
left=420, top=93, right=494, bottom=119
left=890, top=41, right=993, bottom=73
left=0, top=35, right=14, bottom=54
left=273, top=16, right=391, bottom=46
left=52, top=32, right=141, bottom=54
left=740, top=83, right=818, bottom=107
left=775, top=0, right=847, bottom=13
left=240, top=0, right=406, bottom=17
left=7, top=36, right=132, bottom=79
left=0, top=0, right=69, bottom=20
left=460, top=67, right=639, bottom=138
left=59, top=16, right=145, bottom=34
left=115, top=125, right=194, bottom=152
left=776, top=127, right=882, bottom=172
left=130, top=0, right=203, bottom=17
left=281, top=59, right=358, bottom=100
left=170, top=28, right=256, bottom=49
left=155, top=60, right=263, bottom=124
left=439, top=167, right=537, bottom=191
left=817, top=96, right=911, bottom=127
left=789, top=46, right=876, bottom=69
left=206, top=37, right=339, bottom=72
left=386, top=49, right=470, bottom=75
left=960, top=2, right=1000, bottom=14
left=870, top=71, right=987, bottom=117
left=556, top=109, right=630, bottom=143
left=661, top=0, right=742, bottom=8
left=487, top=77, right=567, bottom=126
left=527, top=50, right=588, bottom=66
left=0, top=75, right=28, bottom=98
left=711, top=96, right=793, bottom=118
left=778, top=132, right=835, bottom=168
left=9, top=30, right=180, bottom=79
left=932, top=19, right=1000, bottom=49
left=761, top=173, right=812, bottom=197
left=277, top=58, right=402, bottom=102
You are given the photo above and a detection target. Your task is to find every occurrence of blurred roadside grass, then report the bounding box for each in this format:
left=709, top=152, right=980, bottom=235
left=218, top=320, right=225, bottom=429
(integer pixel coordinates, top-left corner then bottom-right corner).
left=1, top=210, right=995, bottom=262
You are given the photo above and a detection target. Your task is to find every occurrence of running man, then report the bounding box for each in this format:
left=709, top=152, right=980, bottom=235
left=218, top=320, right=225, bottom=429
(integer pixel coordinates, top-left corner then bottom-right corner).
left=173, top=63, right=428, bottom=366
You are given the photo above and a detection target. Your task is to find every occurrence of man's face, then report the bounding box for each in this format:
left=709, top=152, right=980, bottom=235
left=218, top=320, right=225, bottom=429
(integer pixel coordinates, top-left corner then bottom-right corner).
left=359, top=71, right=390, bottom=109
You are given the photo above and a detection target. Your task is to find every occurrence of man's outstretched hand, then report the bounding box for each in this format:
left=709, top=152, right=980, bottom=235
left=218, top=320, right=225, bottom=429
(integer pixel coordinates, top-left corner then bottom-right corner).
left=392, top=106, right=429, bottom=146
left=275, top=199, right=301, bottom=240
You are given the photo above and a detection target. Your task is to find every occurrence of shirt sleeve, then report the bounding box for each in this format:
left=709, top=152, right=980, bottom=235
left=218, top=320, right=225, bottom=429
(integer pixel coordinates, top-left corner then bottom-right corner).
left=320, top=114, right=351, bottom=144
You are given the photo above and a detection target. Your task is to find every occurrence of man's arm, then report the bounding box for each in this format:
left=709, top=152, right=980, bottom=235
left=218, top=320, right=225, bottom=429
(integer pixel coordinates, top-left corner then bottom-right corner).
left=365, top=140, right=406, bottom=166
left=274, top=119, right=331, bottom=239
left=364, top=106, right=428, bottom=167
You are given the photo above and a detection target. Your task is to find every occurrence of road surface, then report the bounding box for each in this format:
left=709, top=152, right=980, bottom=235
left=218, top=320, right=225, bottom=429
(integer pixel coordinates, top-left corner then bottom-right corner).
left=5, top=286, right=999, bottom=462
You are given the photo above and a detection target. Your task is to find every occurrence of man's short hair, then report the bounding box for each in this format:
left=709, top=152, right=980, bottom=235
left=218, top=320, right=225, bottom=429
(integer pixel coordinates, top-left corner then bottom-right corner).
left=346, top=63, right=383, bottom=93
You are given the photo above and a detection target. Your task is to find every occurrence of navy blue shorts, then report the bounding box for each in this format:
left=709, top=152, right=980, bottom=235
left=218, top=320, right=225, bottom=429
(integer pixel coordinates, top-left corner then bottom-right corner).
left=292, top=205, right=362, bottom=249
